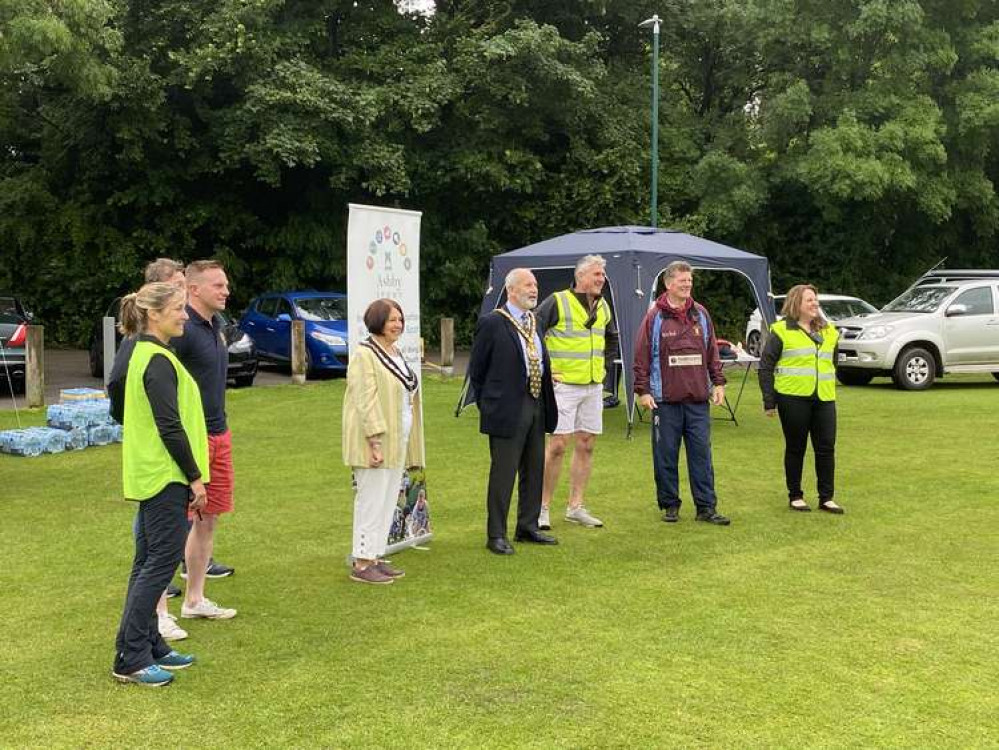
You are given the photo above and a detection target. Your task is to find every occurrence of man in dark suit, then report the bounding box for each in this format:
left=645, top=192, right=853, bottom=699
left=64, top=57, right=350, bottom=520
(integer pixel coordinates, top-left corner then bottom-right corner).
left=468, top=268, right=559, bottom=555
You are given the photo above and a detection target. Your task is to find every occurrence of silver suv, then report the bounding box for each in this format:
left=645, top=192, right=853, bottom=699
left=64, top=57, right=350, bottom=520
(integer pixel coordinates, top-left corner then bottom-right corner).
left=835, top=278, right=999, bottom=390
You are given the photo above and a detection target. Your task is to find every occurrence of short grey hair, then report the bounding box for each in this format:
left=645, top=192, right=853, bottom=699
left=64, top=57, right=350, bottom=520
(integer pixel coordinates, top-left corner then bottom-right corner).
left=144, top=258, right=184, bottom=283
left=504, top=268, right=532, bottom=290
left=574, top=254, right=606, bottom=280
left=662, top=260, right=693, bottom=281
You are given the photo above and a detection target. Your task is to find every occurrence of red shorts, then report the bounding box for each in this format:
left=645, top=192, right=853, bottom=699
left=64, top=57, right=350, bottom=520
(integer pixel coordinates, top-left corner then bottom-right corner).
left=191, top=430, right=234, bottom=517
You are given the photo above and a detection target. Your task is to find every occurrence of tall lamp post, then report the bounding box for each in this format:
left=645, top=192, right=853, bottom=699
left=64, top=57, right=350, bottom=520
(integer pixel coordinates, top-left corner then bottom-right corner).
left=639, top=15, right=661, bottom=228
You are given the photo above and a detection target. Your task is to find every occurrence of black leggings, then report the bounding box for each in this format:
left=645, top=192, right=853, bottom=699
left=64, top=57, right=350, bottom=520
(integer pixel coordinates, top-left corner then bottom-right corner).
left=776, top=395, right=836, bottom=502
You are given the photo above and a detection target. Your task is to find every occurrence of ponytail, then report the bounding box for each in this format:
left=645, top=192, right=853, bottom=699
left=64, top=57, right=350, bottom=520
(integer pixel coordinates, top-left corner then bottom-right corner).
left=118, top=293, right=143, bottom=336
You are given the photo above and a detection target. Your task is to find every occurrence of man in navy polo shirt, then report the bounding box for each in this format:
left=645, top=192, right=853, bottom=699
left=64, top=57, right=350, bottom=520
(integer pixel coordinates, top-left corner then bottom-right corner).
left=174, top=260, right=238, bottom=621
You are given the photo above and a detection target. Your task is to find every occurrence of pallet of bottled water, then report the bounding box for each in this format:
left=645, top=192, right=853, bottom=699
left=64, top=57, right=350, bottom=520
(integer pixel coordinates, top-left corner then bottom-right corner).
left=0, top=389, right=123, bottom=457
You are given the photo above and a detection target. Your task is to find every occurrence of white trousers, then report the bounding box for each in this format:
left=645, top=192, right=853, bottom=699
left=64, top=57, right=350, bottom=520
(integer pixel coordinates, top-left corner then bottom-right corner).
left=352, top=466, right=404, bottom=560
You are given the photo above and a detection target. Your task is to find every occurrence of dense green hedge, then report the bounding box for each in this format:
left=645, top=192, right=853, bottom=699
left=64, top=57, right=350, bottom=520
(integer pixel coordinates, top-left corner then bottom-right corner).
left=2, top=1, right=997, bottom=346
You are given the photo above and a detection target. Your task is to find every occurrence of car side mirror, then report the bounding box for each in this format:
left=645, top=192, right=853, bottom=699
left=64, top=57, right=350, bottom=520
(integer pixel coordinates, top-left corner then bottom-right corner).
left=276, top=313, right=292, bottom=322
left=945, top=304, right=969, bottom=317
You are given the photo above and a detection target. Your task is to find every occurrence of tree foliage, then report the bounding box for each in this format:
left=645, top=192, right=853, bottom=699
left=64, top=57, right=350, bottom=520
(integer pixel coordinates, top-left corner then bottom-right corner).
left=1, top=0, right=998, bottom=344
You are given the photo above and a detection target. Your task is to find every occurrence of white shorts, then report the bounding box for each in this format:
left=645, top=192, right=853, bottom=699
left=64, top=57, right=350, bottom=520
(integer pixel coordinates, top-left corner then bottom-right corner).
left=553, top=382, right=604, bottom=435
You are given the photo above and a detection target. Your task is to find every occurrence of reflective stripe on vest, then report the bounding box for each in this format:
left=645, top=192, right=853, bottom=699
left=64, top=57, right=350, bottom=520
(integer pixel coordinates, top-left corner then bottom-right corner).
left=545, top=291, right=611, bottom=384
left=772, top=320, right=839, bottom=401
left=123, top=341, right=210, bottom=500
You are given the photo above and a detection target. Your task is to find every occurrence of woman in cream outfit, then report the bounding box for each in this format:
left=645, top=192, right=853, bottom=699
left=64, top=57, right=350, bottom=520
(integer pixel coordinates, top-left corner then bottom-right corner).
left=342, top=298, right=425, bottom=584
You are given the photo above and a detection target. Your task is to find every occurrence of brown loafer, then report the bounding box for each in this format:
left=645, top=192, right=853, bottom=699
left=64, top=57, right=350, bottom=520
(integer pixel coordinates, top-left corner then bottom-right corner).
left=350, top=565, right=394, bottom=585
left=376, top=561, right=405, bottom=579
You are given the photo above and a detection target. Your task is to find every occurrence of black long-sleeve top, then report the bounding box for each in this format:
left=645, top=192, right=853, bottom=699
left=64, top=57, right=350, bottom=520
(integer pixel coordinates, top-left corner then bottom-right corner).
left=140, top=335, right=201, bottom=482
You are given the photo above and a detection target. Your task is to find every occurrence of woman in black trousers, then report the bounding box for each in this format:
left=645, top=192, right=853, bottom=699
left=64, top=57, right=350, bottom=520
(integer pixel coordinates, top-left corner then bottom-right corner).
left=758, top=285, right=845, bottom=514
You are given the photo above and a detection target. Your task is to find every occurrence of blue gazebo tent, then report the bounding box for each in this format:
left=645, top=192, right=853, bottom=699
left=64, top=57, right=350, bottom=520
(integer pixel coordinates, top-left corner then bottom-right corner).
left=458, top=226, right=775, bottom=427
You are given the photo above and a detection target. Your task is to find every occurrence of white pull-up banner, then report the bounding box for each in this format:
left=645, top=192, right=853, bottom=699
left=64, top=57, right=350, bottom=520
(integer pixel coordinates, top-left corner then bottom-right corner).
left=346, top=204, right=423, bottom=363
left=346, top=203, right=431, bottom=554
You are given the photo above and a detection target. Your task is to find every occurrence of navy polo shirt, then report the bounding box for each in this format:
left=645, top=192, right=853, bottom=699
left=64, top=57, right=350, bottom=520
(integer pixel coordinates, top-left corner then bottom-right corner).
left=171, top=305, right=228, bottom=435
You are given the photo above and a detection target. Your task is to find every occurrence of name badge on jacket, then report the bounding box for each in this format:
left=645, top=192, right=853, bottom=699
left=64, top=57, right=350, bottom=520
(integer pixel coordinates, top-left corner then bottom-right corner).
left=668, top=354, right=703, bottom=367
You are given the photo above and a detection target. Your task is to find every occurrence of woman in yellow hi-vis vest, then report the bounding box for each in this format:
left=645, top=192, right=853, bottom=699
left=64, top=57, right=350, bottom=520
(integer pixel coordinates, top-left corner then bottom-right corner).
left=758, top=285, right=845, bottom=514
left=112, top=283, right=209, bottom=687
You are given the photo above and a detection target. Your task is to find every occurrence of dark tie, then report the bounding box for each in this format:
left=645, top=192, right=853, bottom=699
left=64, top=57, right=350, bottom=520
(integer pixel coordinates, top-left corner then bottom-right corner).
left=521, top=312, right=542, bottom=399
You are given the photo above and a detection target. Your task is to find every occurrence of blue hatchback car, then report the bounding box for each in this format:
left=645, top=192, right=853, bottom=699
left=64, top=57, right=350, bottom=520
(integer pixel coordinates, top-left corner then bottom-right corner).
left=239, top=292, right=349, bottom=374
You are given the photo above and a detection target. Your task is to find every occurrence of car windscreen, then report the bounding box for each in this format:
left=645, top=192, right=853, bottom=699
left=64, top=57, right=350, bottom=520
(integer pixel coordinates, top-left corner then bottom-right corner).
left=0, top=297, right=21, bottom=324
left=819, top=301, right=854, bottom=320
left=883, top=286, right=955, bottom=313
left=295, top=297, right=346, bottom=321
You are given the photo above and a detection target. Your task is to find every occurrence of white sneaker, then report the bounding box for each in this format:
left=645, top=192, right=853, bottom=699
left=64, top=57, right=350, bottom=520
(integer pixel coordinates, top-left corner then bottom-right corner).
left=565, top=505, right=603, bottom=528
left=158, top=613, right=188, bottom=641
left=538, top=506, right=551, bottom=530
left=181, top=598, right=237, bottom=620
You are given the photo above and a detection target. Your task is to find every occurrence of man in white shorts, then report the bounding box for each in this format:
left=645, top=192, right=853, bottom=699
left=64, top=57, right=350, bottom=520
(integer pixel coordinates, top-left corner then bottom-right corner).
left=535, top=254, right=617, bottom=529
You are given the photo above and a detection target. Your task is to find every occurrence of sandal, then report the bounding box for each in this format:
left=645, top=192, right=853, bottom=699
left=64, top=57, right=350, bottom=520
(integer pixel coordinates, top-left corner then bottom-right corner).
left=789, top=498, right=811, bottom=512
left=818, top=500, right=845, bottom=515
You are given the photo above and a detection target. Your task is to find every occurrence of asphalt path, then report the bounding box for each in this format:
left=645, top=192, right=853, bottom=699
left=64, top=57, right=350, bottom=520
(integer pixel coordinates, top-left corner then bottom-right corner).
left=0, top=348, right=468, bottom=411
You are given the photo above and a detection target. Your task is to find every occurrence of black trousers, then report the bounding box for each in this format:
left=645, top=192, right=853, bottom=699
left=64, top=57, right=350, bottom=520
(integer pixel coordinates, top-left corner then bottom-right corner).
left=486, top=394, right=545, bottom=540
left=113, top=482, right=189, bottom=674
left=776, top=394, right=836, bottom=502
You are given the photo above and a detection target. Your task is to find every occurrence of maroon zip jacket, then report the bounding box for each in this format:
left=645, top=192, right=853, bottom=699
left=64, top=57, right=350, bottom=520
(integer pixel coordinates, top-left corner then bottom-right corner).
left=633, top=296, right=725, bottom=403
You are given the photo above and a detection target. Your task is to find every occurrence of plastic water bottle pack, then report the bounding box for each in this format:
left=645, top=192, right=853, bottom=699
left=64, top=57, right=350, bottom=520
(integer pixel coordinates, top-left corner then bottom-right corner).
left=87, top=423, right=115, bottom=446
left=0, top=429, right=45, bottom=457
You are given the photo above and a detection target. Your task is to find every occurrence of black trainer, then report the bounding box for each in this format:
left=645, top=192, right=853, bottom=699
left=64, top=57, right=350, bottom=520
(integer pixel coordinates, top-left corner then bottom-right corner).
left=206, top=560, right=235, bottom=578
left=165, top=583, right=182, bottom=599
left=662, top=507, right=680, bottom=523
left=696, top=511, right=731, bottom=526
left=180, top=558, right=235, bottom=579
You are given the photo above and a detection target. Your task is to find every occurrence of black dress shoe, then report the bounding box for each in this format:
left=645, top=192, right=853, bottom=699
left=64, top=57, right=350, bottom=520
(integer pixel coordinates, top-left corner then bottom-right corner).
left=487, top=538, right=515, bottom=555
left=695, top=511, right=731, bottom=526
left=513, top=529, right=559, bottom=545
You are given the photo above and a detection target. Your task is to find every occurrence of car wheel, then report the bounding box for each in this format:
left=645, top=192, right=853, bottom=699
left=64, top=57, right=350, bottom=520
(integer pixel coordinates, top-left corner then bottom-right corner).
left=836, top=368, right=875, bottom=386
left=892, top=347, right=936, bottom=390
left=233, top=374, right=255, bottom=388
left=89, top=342, right=102, bottom=378
left=992, top=372, right=999, bottom=383
left=746, top=330, right=761, bottom=357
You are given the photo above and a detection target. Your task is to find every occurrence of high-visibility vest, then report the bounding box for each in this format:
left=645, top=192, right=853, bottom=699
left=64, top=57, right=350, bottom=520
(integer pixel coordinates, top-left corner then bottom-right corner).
left=545, top=291, right=611, bottom=384
left=123, top=341, right=209, bottom=500
left=772, top=320, right=839, bottom=401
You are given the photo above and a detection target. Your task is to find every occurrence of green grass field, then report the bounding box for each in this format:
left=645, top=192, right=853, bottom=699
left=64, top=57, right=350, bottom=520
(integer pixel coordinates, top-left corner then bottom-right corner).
left=1, top=374, right=996, bottom=748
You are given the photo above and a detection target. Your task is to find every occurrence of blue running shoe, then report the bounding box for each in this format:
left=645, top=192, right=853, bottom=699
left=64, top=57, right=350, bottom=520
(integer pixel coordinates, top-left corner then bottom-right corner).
left=156, top=651, right=196, bottom=671
left=112, top=664, right=174, bottom=686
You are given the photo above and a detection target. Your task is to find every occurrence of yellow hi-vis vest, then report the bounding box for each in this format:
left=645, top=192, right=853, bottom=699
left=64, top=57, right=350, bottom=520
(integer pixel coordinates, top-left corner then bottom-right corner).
left=772, top=320, right=839, bottom=401
left=545, top=290, right=611, bottom=384
left=123, top=341, right=209, bottom=500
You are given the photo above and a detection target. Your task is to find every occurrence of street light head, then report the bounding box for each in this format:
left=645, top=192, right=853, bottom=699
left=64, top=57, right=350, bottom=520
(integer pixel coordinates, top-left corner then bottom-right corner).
left=638, top=15, right=660, bottom=29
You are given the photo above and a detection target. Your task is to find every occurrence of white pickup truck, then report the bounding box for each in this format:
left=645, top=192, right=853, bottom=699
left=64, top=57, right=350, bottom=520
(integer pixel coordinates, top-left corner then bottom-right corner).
left=835, top=276, right=999, bottom=390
